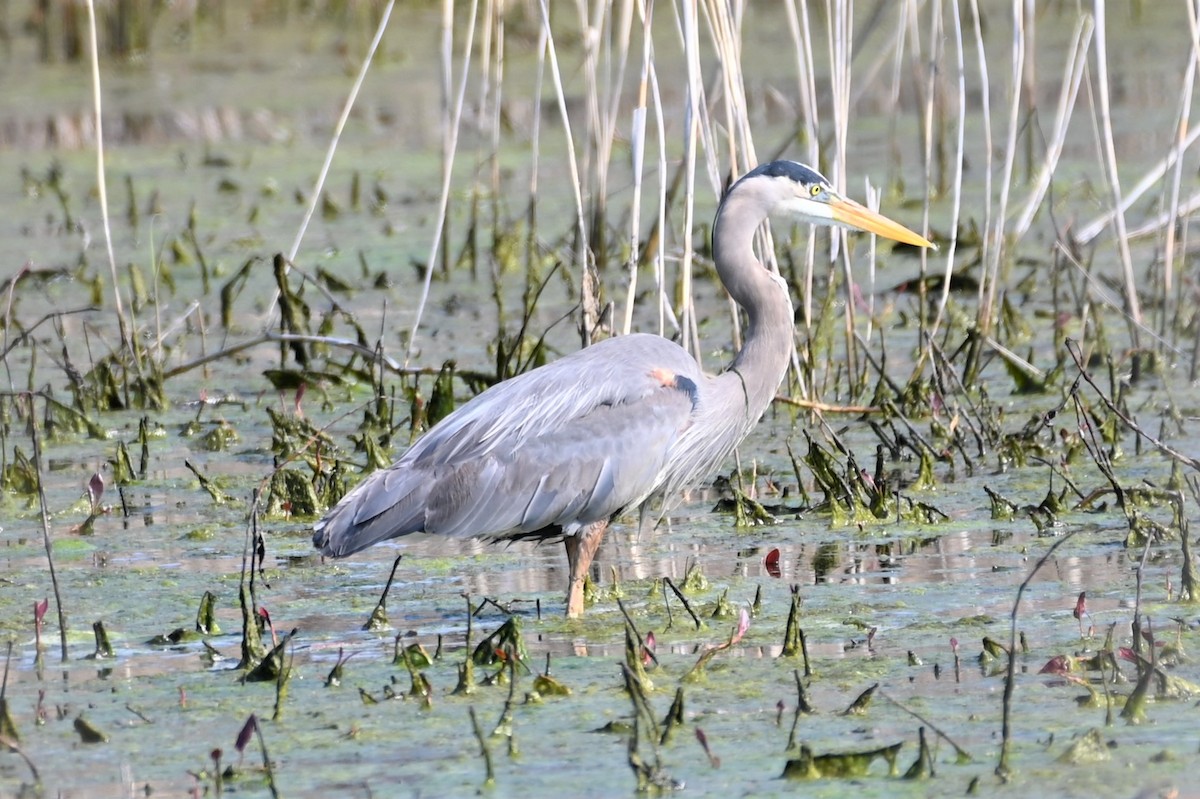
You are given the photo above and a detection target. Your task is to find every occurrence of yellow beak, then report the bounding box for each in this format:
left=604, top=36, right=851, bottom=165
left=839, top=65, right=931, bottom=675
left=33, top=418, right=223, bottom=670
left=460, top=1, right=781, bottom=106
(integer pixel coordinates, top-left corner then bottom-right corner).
left=829, top=196, right=935, bottom=249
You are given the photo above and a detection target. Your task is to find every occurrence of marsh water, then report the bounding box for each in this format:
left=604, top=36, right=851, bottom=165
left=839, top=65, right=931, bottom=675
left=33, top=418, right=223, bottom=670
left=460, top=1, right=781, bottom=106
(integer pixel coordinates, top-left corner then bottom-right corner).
left=0, top=2, right=1198, bottom=797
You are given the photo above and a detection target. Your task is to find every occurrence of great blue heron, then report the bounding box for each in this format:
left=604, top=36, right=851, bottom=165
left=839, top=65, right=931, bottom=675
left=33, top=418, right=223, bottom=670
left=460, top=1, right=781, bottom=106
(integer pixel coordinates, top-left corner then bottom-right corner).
left=314, top=160, right=933, bottom=617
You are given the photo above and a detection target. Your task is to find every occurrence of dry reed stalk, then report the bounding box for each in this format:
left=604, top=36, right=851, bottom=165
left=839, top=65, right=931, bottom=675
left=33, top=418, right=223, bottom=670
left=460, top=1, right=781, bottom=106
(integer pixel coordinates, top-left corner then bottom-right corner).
left=1158, top=0, right=1200, bottom=339
left=407, top=0, right=480, bottom=365
left=285, top=0, right=395, bottom=270
left=586, top=0, right=637, bottom=280
left=644, top=18, right=674, bottom=340
left=826, top=0, right=863, bottom=391
left=1166, top=4, right=1195, bottom=303
left=622, top=0, right=654, bottom=336
left=84, top=0, right=130, bottom=357
left=527, top=16, right=547, bottom=278
left=913, top=0, right=940, bottom=346
left=537, top=0, right=597, bottom=347
left=482, top=0, right=505, bottom=276
left=701, top=0, right=758, bottom=359
left=1124, top=191, right=1200, bottom=241
left=574, top=0, right=600, bottom=266
left=927, top=0, right=967, bottom=340
left=27, top=396, right=69, bottom=662
left=1011, top=15, right=1093, bottom=239
left=1089, top=0, right=1143, bottom=346
left=677, top=0, right=704, bottom=363
left=784, top=0, right=820, bottom=344
left=967, top=0, right=993, bottom=314
left=978, top=0, right=1026, bottom=361
left=1074, top=124, right=1200, bottom=245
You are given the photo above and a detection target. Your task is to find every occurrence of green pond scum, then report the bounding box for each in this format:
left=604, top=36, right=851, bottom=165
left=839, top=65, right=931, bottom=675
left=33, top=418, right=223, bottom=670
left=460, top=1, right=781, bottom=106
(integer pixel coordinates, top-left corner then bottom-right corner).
left=0, top=1, right=1198, bottom=797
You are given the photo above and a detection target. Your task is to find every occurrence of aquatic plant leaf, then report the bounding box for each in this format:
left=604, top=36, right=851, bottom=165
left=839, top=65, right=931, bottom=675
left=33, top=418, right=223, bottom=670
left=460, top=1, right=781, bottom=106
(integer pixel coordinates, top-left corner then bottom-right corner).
left=244, top=628, right=297, bottom=683
left=902, top=728, right=933, bottom=779
left=265, top=468, right=319, bottom=517
left=709, top=587, right=734, bottom=619
left=472, top=618, right=526, bottom=666
left=90, top=621, right=113, bottom=659
left=146, top=628, right=201, bottom=645
left=1057, top=728, right=1109, bottom=764
left=185, top=460, right=236, bottom=505
left=0, top=699, right=20, bottom=743
left=780, top=588, right=804, bottom=658
left=842, top=683, right=878, bottom=715
left=682, top=562, right=708, bottom=593
left=195, top=591, right=220, bottom=635
left=87, top=469, right=105, bottom=510
left=427, top=360, right=457, bottom=427
left=1038, top=655, right=1074, bottom=675
left=235, top=714, right=258, bottom=754
left=659, top=687, right=684, bottom=745
left=453, top=659, right=475, bottom=696
left=1, top=446, right=38, bottom=496
left=765, top=548, right=781, bottom=578
left=73, top=716, right=108, bottom=744
left=402, top=643, right=433, bottom=669
left=782, top=742, right=903, bottom=780
left=531, top=674, right=571, bottom=697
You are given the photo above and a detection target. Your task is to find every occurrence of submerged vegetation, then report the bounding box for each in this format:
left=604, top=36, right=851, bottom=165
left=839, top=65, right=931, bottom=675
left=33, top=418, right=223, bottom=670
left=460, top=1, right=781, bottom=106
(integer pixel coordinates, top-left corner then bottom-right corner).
left=0, top=0, right=1198, bottom=795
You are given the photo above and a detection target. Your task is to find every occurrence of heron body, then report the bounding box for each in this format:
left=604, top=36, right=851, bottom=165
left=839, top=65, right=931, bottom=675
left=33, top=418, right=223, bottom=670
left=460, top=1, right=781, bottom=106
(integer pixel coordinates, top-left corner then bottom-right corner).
left=314, top=160, right=933, bottom=617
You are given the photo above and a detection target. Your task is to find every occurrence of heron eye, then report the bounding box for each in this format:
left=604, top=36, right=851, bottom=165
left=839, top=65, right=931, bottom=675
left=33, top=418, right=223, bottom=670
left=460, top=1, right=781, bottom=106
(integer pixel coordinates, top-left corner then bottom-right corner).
left=809, top=184, right=822, bottom=198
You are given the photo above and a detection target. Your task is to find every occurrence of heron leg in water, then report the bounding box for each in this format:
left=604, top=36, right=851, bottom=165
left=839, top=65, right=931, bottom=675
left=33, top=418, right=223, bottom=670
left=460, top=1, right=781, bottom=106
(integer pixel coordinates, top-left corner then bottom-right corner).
left=563, top=521, right=607, bottom=618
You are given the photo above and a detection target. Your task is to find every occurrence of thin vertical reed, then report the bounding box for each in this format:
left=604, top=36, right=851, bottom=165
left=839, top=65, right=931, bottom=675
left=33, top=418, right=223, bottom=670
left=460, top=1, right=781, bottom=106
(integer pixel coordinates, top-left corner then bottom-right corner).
left=915, top=0, right=941, bottom=345
left=827, top=0, right=860, bottom=391
left=678, top=0, right=704, bottom=363
left=978, top=0, right=1025, bottom=363
left=622, top=0, right=652, bottom=335
left=647, top=42, right=674, bottom=339
left=784, top=0, right=819, bottom=350
left=407, top=0, right=480, bottom=365
left=538, top=0, right=596, bottom=347
left=84, top=0, right=130, bottom=356
left=1090, top=0, right=1143, bottom=346
left=527, top=17, right=547, bottom=279
left=1012, top=16, right=1093, bottom=239
left=1161, top=0, right=1200, bottom=346
left=285, top=0, right=395, bottom=269
left=927, top=0, right=966, bottom=339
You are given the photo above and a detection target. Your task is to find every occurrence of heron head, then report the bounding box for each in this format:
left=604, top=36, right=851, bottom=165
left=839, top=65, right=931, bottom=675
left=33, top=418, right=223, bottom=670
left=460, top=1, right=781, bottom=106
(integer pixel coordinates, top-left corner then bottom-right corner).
left=738, top=160, right=934, bottom=249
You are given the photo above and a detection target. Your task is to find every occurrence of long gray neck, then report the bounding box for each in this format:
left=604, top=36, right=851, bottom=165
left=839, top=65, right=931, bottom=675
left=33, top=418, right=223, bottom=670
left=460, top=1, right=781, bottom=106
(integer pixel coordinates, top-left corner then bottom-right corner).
left=711, top=192, right=796, bottom=425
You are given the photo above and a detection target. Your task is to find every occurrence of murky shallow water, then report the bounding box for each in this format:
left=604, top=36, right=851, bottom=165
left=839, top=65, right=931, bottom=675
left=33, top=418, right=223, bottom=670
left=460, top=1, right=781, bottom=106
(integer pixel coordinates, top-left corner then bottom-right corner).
left=1, top=2, right=1199, bottom=797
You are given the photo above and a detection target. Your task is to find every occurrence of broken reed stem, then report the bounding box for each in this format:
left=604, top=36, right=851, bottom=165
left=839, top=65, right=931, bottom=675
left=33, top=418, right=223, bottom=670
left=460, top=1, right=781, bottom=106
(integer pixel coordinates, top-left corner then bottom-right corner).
left=0, top=734, right=39, bottom=784
left=1012, top=14, right=1093, bottom=238
left=238, top=490, right=266, bottom=670
left=880, top=689, right=972, bottom=763
left=617, top=599, right=659, bottom=667
left=27, top=394, right=69, bottom=662
left=469, top=706, right=495, bottom=787
left=997, top=529, right=1079, bottom=780
left=662, top=577, right=702, bottom=629
left=366, top=554, right=404, bottom=628
left=1066, top=340, right=1200, bottom=472
left=252, top=718, right=281, bottom=799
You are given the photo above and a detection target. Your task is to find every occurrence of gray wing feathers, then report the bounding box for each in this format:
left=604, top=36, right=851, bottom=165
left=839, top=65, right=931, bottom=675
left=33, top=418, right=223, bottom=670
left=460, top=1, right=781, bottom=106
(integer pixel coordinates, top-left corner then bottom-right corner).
left=313, top=334, right=701, bottom=557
